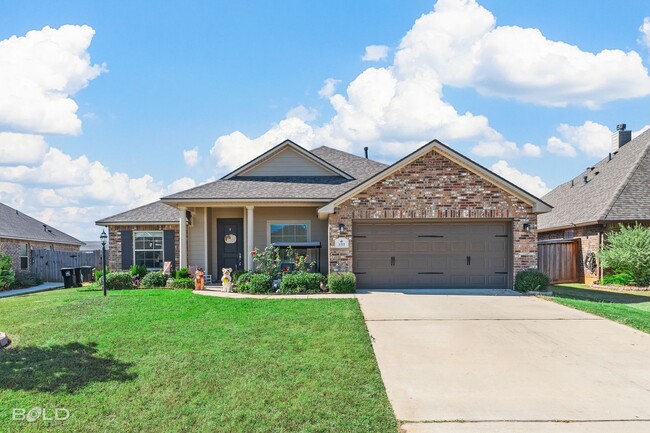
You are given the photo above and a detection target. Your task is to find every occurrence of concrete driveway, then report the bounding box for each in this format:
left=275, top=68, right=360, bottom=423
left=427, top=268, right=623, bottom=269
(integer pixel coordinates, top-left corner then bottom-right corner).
left=357, top=290, right=650, bottom=433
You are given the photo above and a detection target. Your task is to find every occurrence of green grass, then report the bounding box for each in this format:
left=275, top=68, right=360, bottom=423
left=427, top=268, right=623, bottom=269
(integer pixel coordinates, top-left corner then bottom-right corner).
left=0, top=288, right=397, bottom=433
left=546, top=284, right=650, bottom=334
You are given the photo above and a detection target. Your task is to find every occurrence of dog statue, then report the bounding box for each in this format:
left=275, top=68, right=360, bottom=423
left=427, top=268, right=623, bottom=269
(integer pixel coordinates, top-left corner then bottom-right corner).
left=221, top=268, right=233, bottom=292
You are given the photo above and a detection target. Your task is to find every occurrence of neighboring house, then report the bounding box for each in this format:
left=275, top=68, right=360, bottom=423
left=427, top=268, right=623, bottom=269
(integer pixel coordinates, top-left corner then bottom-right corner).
left=538, top=125, right=650, bottom=284
left=97, top=139, right=550, bottom=290
left=0, top=202, right=84, bottom=272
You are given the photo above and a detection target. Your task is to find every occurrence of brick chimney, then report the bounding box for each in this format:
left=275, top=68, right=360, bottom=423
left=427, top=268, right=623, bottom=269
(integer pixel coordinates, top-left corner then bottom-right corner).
left=611, top=123, right=632, bottom=151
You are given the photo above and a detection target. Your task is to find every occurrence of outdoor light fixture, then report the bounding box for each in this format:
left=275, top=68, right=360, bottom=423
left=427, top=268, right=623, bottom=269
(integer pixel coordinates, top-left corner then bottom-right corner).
left=100, top=229, right=108, bottom=297
left=522, top=219, right=531, bottom=232
left=338, top=223, right=345, bottom=233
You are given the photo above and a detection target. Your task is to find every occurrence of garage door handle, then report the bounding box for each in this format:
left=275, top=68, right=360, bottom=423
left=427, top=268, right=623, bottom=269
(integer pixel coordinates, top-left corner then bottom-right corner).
left=466, top=256, right=471, bottom=266
left=390, top=256, right=395, bottom=266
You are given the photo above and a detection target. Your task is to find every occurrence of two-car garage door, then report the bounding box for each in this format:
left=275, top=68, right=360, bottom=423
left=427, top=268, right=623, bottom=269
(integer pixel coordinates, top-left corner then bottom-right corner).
left=353, top=222, right=511, bottom=290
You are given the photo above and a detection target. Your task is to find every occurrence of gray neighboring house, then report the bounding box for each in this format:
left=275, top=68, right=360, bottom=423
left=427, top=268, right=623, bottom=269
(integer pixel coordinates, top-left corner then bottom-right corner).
left=0, top=201, right=84, bottom=272
left=538, top=125, right=650, bottom=283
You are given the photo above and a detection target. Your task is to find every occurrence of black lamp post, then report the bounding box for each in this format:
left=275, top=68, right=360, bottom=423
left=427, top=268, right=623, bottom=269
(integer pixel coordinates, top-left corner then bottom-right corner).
left=100, top=229, right=108, bottom=297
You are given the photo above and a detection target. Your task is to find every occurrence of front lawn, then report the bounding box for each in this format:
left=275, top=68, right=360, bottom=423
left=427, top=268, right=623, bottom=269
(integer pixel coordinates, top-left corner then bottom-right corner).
left=0, top=289, right=397, bottom=432
left=546, top=284, right=650, bottom=334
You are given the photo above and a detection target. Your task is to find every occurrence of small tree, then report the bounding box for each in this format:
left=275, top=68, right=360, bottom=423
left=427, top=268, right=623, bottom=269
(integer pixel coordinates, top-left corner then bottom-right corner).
left=598, top=224, right=650, bottom=286
left=0, top=253, right=15, bottom=290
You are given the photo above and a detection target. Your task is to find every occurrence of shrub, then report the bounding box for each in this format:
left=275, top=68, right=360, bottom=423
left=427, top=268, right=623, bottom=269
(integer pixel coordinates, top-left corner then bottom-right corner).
left=514, top=270, right=550, bottom=292
left=251, top=245, right=283, bottom=279
left=0, top=253, right=15, bottom=290
left=141, top=272, right=168, bottom=288
left=12, top=271, right=42, bottom=288
left=234, top=271, right=255, bottom=292
left=601, top=272, right=635, bottom=286
left=248, top=273, right=272, bottom=294
left=95, top=267, right=109, bottom=282
left=105, top=272, right=135, bottom=290
left=598, top=224, right=650, bottom=286
left=176, top=267, right=190, bottom=279
left=130, top=264, right=148, bottom=279
left=232, top=269, right=247, bottom=282
left=171, top=278, right=195, bottom=290
left=280, top=272, right=326, bottom=294
left=328, top=272, right=356, bottom=293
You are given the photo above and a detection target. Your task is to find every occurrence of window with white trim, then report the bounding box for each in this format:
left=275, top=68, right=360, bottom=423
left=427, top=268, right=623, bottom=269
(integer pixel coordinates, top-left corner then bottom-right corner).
left=268, top=221, right=310, bottom=243
left=19, top=243, right=28, bottom=270
left=134, top=231, right=164, bottom=269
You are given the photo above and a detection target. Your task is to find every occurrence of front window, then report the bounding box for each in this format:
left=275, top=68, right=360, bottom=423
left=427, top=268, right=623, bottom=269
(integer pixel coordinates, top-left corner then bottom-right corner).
left=268, top=222, right=309, bottom=243
left=134, top=231, right=164, bottom=269
left=19, top=244, right=28, bottom=270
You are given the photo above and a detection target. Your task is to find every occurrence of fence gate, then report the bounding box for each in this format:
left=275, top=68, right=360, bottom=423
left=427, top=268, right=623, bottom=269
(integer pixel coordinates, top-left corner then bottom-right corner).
left=537, top=240, right=579, bottom=284
left=30, top=250, right=102, bottom=282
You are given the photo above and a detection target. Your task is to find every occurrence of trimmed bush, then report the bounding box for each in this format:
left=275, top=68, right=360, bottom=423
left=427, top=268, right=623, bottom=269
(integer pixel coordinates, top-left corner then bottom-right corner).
left=95, top=268, right=109, bottom=282
left=280, top=272, right=326, bottom=294
left=171, top=278, right=195, bottom=290
left=130, top=264, right=148, bottom=279
left=601, top=272, right=635, bottom=286
left=248, top=273, right=272, bottom=294
left=598, top=224, right=650, bottom=286
left=141, top=272, right=168, bottom=288
left=514, top=270, right=550, bottom=292
left=176, top=267, right=190, bottom=279
left=105, top=272, right=135, bottom=290
left=328, top=272, right=356, bottom=293
left=12, top=271, right=42, bottom=288
left=232, top=269, right=247, bottom=282
left=234, top=271, right=255, bottom=292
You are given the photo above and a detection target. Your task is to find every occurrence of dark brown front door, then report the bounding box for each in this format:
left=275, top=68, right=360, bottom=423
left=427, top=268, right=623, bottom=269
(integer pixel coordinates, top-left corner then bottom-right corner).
left=217, top=218, right=244, bottom=280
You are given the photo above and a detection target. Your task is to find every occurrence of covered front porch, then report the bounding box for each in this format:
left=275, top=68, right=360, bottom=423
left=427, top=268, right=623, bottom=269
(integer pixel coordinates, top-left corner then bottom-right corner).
left=177, top=204, right=329, bottom=280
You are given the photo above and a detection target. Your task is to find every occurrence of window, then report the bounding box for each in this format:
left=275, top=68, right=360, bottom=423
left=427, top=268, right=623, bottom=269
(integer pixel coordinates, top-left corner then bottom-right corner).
left=268, top=222, right=310, bottom=243
left=19, top=243, right=28, bottom=270
left=134, top=231, right=164, bottom=269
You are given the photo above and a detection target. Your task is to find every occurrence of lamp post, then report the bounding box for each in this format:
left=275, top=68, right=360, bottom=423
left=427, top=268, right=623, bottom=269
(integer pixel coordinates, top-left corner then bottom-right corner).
left=100, top=229, right=108, bottom=297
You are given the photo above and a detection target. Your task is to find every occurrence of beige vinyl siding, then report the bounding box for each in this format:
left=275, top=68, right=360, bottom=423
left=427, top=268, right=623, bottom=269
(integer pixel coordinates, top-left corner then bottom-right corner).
left=187, top=207, right=207, bottom=269
left=239, top=148, right=336, bottom=177
left=252, top=207, right=328, bottom=272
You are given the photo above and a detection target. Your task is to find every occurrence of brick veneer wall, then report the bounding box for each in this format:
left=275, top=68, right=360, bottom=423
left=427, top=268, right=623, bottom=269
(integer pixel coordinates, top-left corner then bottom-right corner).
left=538, top=225, right=603, bottom=283
left=327, top=148, right=538, bottom=286
left=107, top=225, right=179, bottom=271
left=0, top=237, right=80, bottom=271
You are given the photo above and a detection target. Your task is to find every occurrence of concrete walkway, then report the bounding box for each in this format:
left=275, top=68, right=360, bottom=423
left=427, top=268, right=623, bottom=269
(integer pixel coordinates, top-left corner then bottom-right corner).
left=0, top=282, right=63, bottom=298
left=357, top=290, right=650, bottom=433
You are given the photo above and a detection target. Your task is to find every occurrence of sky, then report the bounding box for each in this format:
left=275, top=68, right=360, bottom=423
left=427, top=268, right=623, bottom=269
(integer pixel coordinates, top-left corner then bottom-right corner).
left=1, top=0, right=650, bottom=241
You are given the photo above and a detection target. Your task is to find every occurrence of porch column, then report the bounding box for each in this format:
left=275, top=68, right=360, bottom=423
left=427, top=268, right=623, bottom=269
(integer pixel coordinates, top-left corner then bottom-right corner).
left=179, top=206, right=188, bottom=268
left=246, top=206, right=254, bottom=270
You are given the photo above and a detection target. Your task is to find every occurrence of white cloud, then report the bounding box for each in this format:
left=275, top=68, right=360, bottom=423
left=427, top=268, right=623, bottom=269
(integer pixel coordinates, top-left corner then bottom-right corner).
left=286, top=105, right=318, bottom=122
left=183, top=147, right=199, bottom=167
left=491, top=160, right=550, bottom=197
left=318, top=78, right=341, bottom=98
left=633, top=124, right=650, bottom=138
left=546, top=136, right=577, bottom=157
left=0, top=133, right=48, bottom=164
left=0, top=25, right=105, bottom=135
left=471, top=138, right=519, bottom=158
left=640, top=17, right=650, bottom=50
left=362, top=45, right=390, bottom=61
left=522, top=143, right=542, bottom=157
left=556, top=121, right=611, bottom=157
left=395, top=0, right=650, bottom=108
left=167, top=177, right=196, bottom=194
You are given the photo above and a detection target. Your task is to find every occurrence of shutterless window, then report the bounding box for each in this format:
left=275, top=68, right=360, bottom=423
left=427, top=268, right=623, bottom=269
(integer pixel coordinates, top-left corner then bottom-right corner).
left=19, top=244, right=28, bottom=270
left=268, top=222, right=310, bottom=243
left=134, top=231, right=164, bottom=269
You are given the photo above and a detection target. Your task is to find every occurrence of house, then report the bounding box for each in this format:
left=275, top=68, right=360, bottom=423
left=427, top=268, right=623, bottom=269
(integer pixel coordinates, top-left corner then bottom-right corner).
left=97, top=139, right=551, bottom=290
left=538, top=125, right=650, bottom=284
left=0, top=201, right=84, bottom=272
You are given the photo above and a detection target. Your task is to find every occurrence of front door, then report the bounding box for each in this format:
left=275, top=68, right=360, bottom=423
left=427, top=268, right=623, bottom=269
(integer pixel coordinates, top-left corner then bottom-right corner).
left=217, top=218, right=244, bottom=280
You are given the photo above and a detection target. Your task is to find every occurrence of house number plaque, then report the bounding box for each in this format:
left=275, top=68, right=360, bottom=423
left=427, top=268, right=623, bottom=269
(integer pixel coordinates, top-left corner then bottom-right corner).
left=334, top=238, right=349, bottom=248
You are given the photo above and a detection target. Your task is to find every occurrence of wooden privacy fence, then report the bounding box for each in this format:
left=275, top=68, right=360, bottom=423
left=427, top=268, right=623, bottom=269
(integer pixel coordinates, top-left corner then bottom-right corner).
left=30, top=249, right=102, bottom=282
left=537, top=239, right=579, bottom=284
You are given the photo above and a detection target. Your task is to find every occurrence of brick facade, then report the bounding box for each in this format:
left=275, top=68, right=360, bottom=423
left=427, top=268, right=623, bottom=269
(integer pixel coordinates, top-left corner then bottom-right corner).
left=327, top=148, right=538, bottom=287
left=0, top=237, right=80, bottom=272
left=107, top=225, right=179, bottom=271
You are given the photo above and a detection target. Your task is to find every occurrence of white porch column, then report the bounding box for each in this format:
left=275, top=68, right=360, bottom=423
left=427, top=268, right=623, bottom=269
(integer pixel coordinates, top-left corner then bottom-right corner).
left=246, top=206, right=254, bottom=270
left=179, top=207, right=188, bottom=268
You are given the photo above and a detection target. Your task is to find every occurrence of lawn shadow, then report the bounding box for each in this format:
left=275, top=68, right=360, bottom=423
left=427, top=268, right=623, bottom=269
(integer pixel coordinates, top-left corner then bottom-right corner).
left=0, top=342, right=136, bottom=393
left=551, top=285, right=650, bottom=305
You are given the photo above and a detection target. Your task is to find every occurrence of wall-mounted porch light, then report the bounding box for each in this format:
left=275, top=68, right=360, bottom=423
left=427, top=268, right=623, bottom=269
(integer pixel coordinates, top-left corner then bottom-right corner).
left=338, top=223, right=345, bottom=233
left=522, top=218, right=531, bottom=232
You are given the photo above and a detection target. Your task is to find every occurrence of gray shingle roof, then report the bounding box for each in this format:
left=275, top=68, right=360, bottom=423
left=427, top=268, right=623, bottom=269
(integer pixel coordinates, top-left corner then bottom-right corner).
left=162, top=146, right=387, bottom=201
left=538, top=128, right=650, bottom=231
left=0, top=202, right=83, bottom=245
left=96, top=201, right=179, bottom=225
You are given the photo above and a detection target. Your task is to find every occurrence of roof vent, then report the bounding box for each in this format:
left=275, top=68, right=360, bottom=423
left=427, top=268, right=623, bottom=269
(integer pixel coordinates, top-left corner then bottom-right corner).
left=583, top=175, right=589, bottom=184
left=363, top=147, right=369, bottom=159
left=612, top=123, right=632, bottom=151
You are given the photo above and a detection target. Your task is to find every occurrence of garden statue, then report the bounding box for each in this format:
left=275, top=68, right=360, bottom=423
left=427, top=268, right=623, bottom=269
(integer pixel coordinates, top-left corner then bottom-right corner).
left=194, top=268, right=205, bottom=291
left=221, top=268, right=233, bottom=292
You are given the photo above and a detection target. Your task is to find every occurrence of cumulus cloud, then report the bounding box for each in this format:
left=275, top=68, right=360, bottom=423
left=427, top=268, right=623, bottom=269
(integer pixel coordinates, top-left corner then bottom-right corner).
left=544, top=121, right=612, bottom=158
left=362, top=45, right=390, bottom=61
left=633, top=124, right=650, bottom=138
left=640, top=17, right=650, bottom=51
left=183, top=147, right=199, bottom=167
left=0, top=133, right=48, bottom=164
left=491, top=160, right=550, bottom=197
left=0, top=25, right=105, bottom=135
left=522, top=143, right=542, bottom=157
left=318, top=78, right=341, bottom=98
left=167, top=177, right=196, bottom=194
left=286, top=105, right=318, bottom=122
left=546, top=136, right=577, bottom=157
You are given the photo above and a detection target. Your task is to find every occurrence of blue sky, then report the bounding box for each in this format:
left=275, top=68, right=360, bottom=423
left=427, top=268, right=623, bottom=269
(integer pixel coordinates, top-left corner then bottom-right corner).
left=0, top=0, right=649, bottom=240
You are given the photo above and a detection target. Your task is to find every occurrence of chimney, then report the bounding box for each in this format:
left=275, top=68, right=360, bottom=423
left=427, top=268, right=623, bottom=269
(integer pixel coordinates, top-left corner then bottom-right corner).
left=611, top=123, right=632, bottom=151
left=363, top=147, right=369, bottom=159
